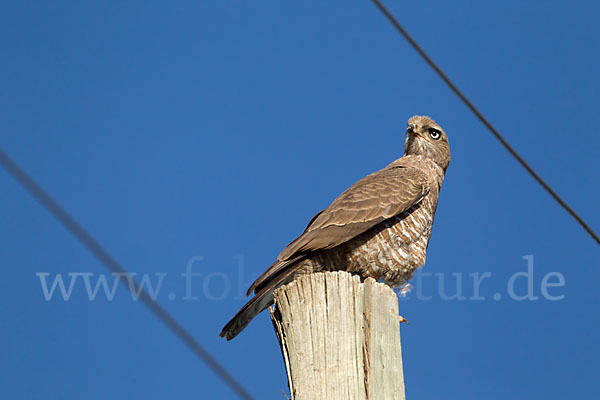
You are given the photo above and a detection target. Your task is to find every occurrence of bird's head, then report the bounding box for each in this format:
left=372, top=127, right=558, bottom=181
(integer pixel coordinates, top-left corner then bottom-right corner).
left=404, top=115, right=450, bottom=171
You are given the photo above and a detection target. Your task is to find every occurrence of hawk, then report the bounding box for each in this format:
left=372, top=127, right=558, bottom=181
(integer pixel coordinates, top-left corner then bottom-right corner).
left=220, top=115, right=450, bottom=340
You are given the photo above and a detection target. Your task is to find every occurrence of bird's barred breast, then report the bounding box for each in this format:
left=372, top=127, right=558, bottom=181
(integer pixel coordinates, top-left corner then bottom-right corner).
left=345, top=194, right=435, bottom=286
left=300, top=193, right=437, bottom=287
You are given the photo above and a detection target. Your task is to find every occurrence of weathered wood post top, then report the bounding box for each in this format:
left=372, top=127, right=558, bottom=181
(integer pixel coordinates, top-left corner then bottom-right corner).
left=270, top=271, right=406, bottom=400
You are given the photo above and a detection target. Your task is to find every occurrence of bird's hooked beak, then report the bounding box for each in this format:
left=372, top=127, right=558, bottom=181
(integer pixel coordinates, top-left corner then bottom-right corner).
left=406, top=124, right=419, bottom=137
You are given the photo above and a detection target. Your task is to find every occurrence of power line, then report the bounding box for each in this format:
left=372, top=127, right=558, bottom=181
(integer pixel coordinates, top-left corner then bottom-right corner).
left=0, top=148, right=255, bottom=400
left=370, top=0, right=600, bottom=246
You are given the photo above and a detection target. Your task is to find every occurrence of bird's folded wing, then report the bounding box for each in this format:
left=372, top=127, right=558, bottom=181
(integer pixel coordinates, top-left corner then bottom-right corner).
left=247, top=165, right=430, bottom=296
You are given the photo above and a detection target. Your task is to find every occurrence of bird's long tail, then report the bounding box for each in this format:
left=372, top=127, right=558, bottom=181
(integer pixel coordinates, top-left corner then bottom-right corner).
left=219, top=266, right=299, bottom=340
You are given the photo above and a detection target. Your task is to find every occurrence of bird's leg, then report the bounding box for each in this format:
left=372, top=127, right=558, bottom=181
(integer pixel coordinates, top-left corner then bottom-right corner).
left=398, top=315, right=409, bottom=325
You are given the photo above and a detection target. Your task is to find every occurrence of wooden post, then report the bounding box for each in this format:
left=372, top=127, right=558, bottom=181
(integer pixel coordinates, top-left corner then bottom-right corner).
left=269, top=271, right=406, bottom=400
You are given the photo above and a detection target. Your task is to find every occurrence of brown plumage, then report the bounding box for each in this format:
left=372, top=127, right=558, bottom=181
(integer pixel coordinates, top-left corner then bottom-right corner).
left=220, top=115, right=450, bottom=340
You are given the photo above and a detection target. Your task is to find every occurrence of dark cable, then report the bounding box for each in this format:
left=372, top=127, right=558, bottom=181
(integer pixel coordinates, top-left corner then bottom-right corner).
left=370, top=0, right=599, bottom=245
left=0, top=148, right=255, bottom=400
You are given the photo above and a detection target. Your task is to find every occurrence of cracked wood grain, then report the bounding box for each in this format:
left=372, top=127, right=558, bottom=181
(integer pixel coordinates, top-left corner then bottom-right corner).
left=270, top=271, right=406, bottom=400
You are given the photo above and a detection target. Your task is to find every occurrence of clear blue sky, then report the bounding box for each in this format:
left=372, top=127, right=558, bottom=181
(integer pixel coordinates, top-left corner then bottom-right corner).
left=1, top=1, right=599, bottom=399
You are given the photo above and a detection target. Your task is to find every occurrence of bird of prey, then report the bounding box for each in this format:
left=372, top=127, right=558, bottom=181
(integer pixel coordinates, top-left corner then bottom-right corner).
left=220, top=115, right=450, bottom=340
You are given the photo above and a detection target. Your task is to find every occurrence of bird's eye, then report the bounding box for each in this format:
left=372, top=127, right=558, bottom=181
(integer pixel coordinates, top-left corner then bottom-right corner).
left=428, top=128, right=441, bottom=140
